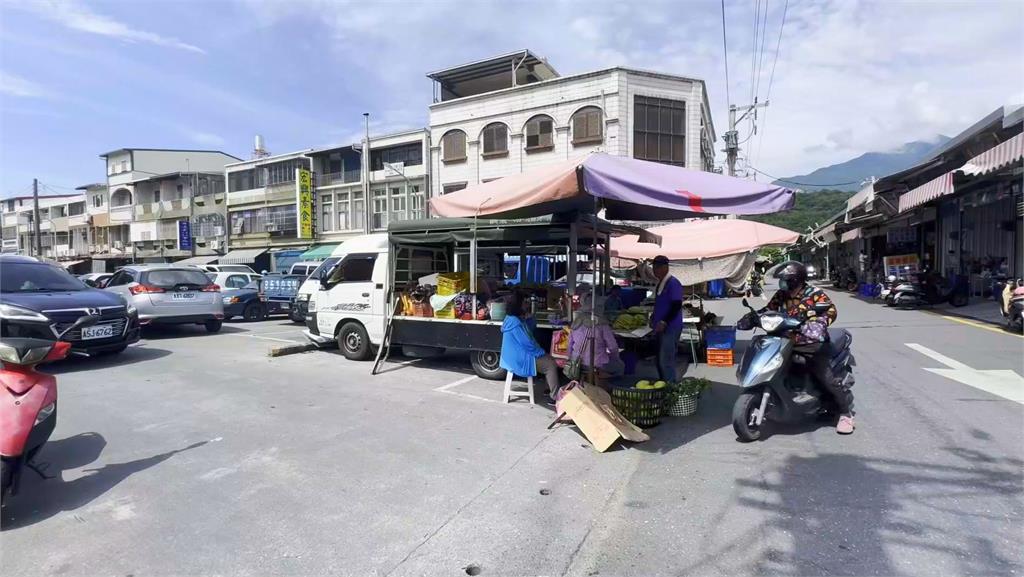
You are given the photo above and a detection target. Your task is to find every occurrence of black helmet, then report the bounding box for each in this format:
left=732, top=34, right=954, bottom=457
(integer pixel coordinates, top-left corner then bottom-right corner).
left=773, top=261, right=808, bottom=287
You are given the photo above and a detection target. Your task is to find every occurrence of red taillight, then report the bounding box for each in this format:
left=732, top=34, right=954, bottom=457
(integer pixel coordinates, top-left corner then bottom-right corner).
left=201, top=284, right=220, bottom=292
left=45, top=341, right=72, bottom=362
left=129, top=284, right=165, bottom=295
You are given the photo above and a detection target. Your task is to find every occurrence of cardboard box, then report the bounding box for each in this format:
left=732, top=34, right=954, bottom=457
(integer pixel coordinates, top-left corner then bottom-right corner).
left=558, top=383, right=649, bottom=452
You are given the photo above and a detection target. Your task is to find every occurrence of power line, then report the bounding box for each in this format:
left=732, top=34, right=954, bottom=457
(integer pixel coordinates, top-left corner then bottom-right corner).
left=753, top=0, right=770, bottom=103
left=721, top=0, right=731, bottom=105
left=747, top=166, right=861, bottom=188
left=749, top=0, right=760, bottom=105
left=754, top=0, right=789, bottom=168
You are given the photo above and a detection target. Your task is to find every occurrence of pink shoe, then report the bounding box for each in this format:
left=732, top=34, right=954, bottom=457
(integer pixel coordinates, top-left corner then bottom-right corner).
left=836, top=415, right=855, bottom=435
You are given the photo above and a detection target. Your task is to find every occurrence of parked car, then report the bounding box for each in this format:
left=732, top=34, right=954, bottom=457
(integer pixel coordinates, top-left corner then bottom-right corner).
left=103, top=265, right=224, bottom=332
left=205, top=271, right=262, bottom=290
left=0, top=255, right=140, bottom=356
left=222, top=281, right=271, bottom=322
left=78, top=272, right=113, bottom=288
left=196, top=264, right=257, bottom=274
left=287, top=261, right=321, bottom=278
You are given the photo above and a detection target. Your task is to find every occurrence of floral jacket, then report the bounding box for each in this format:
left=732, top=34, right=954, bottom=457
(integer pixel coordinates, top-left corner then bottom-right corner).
left=763, top=285, right=837, bottom=344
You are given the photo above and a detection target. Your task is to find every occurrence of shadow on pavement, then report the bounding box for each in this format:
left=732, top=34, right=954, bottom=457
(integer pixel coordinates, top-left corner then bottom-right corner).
left=141, top=323, right=247, bottom=340
left=1, top=435, right=210, bottom=530
left=633, top=379, right=738, bottom=454
left=678, top=448, right=1023, bottom=576
left=47, top=345, right=172, bottom=375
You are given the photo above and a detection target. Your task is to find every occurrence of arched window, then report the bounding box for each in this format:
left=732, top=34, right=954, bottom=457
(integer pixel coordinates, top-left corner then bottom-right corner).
left=571, top=106, right=603, bottom=145
left=524, top=115, right=554, bottom=151
left=110, top=188, right=132, bottom=207
left=481, top=123, right=508, bottom=156
left=441, top=130, right=467, bottom=163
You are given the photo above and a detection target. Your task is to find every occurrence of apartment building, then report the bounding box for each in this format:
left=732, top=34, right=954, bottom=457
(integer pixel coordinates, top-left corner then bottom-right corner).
left=100, top=148, right=240, bottom=266
left=1, top=194, right=80, bottom=258
left=307, top=129, right=429, bottom=245
left=427, top=50, right=716, bottom=196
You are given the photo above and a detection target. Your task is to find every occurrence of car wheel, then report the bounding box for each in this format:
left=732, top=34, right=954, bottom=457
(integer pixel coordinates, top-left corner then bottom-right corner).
left=243, top=303, right=264, bottom=322
left=337, top=322, right=371, bottom=361
left=471, top=350, right=507, bottom=381
left=204, top=320, right=223, bottom=333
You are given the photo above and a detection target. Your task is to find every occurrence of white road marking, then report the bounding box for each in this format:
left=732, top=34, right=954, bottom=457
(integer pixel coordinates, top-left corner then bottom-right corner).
left=433, top=375, right=504, bottom=404
left=434, top=375, right=478, bottom=392
left=905, top=343, right=1024, bottom=404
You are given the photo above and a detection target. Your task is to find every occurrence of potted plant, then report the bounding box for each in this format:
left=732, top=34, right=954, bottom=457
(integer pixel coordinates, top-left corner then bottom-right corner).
left=665, top=377, right=711, bottom=417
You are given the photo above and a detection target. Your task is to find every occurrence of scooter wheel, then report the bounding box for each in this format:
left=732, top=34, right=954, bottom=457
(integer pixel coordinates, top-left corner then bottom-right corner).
left=732, top=392, right=763, bottom=442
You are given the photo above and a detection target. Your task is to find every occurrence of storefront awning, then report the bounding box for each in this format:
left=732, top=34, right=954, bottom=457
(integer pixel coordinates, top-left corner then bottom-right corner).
left=60, top=259, right=87, bottom=268
left=175, top=255, right=220, bottom=266
left=845, top=182, right=875, bottom=212
left=299, top=243, right=340, bottom=261
left=219, top=248, right=267, bottom=264
left=898, top=172, right=954, bottom=213
left=840, top=228, right=862, bottom=243
left=959, top=132, right=1024, bottom=176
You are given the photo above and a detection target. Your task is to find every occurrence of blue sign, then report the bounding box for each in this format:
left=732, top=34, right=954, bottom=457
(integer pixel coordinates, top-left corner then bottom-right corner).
left=178, top=220, right=192, bottom=250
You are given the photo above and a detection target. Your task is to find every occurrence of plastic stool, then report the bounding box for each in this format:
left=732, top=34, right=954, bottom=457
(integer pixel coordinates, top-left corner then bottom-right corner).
left=503, top=372, right=535, bottom=405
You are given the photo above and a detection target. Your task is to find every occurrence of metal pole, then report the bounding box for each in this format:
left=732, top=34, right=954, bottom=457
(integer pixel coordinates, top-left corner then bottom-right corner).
left=726, top=105, right=738, bottom=177
left=363, top=112, right=371, bottom=233
left=32, top=178, right=41, bottom=257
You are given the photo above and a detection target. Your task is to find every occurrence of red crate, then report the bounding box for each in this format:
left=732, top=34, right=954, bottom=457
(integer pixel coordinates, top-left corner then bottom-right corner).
left=706, top=349, right=734, bottom=367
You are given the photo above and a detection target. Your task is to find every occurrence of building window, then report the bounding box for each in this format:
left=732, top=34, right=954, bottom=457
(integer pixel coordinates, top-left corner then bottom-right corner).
left=92, top=195, right=104, bottom=208
left=371, top=143, right=423, bottom=171
left=571, top=107, right=603, bottom=145
left=229, top=205, right=297, bottom=235
left=481, top=123, right=508, bottom=157
left=120, top=160, right=128, bottom=173
left=442, top=182, right=467, bottom=194
left=153, top=189, right=161, bottom=202
left=320, top=194, right=334, bottom=232
left=110, top=189, right=132, bottom=207
left=441, top=130, right=467, bottom=163
left=409, top=185, right=425, bottom=220
left=525, top=115, right=554, bottom=151
left=633, top=95, right=686, bottom=166
left=352, top=191, right=364, bottom=230
left=371, top=187, right=387, bottom=230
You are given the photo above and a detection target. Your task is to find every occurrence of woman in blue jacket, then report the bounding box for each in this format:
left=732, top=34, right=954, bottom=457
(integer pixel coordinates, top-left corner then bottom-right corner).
left=500, top=292, right=561, bottom=399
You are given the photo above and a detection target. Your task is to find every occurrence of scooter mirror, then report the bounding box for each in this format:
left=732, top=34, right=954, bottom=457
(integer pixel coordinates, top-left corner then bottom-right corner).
left=61, top=313, right=100, bottom=339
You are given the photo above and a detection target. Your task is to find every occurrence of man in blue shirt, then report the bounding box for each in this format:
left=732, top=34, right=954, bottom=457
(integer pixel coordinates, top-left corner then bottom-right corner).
left=650, top=255, right=684, bottom=382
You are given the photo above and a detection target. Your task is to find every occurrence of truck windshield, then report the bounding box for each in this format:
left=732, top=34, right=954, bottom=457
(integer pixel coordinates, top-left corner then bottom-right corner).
left=0, top=262, right=88, bottom=293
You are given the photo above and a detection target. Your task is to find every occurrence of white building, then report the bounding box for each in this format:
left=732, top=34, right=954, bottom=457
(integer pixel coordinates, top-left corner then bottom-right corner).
left=100, top=148, right=240, bottom=266
left=427, top=50, right=716, bottom=196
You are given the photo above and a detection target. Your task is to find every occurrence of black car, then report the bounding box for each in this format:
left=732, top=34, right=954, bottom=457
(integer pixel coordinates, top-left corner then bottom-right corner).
left=0, top=256, right=140, bottom=356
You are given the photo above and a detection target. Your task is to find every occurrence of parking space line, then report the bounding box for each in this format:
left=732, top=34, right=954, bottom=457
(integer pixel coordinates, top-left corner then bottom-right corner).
left=434, top=375, right=478, bottom=392
left=433, top=375, right=505, bottom=404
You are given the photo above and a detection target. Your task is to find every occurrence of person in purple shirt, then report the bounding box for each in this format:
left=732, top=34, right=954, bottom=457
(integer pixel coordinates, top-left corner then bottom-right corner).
left=650, top=255, right=684, bottom=382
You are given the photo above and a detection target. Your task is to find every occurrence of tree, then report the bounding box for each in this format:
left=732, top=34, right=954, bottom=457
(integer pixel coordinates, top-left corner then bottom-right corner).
left=749, top=189, right=854, bottom=234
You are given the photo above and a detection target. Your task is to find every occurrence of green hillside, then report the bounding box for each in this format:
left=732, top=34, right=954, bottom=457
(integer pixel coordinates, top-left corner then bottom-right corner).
left=749, top=189, right=854, bottom=234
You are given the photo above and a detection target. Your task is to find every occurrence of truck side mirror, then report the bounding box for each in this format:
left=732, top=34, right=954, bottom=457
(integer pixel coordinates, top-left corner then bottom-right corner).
left=319, top=264, right=338, bottom=290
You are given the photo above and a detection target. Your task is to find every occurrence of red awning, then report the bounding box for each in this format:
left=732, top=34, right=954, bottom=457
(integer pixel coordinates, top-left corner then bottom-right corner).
left=898, top=172, right=954, bottom=213
left=959, top=132, right=1024, bottom=176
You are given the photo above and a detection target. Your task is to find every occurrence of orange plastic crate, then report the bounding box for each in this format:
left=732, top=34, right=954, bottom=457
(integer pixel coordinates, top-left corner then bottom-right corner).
left=706, top=349, right=734, bottom=367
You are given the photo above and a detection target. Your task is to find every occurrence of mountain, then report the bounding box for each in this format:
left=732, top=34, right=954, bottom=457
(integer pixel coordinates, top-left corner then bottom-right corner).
left=773, top=136, right=952, bottom=192
left=749, top=189, right=854, bottom=235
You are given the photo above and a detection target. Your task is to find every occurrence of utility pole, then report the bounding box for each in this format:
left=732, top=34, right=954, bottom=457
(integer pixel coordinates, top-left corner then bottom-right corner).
left=724, top=99, right=770, bottom=177
left=32, top=178, right=41, bottom=257
left=363, top=112, right=371, bottom=233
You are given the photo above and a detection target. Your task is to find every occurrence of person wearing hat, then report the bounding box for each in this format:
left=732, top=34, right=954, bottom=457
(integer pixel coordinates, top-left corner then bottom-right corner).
left=651, top=255, right=684, bottom=382
left=568, top=294, right=624, bottom=382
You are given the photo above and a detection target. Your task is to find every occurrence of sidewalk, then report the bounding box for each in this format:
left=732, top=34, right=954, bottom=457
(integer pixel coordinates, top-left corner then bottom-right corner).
left=934, top=297, right=1005, bottom=325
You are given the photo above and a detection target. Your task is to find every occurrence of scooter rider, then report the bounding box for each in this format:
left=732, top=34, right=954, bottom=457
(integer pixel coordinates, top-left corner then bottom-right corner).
left=763, top=261, right=855, bottom=434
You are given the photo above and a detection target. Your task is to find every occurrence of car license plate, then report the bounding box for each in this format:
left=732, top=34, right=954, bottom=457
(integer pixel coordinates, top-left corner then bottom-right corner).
left=81, top=324, right=116, bottom=340
left=172, top=291, right=196, bottom=300
left=281, top=303, right=290, bottom=310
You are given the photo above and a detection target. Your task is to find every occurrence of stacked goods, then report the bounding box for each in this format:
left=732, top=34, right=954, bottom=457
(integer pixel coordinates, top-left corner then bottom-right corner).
left=437, top=272, right=470, bottom=296
left=611, top=379, right=669, bottom=427
left=705, top=325, right=736, bottom=367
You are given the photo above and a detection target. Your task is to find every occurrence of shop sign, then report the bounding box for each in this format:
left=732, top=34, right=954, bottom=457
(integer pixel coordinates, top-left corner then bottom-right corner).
left=296, top=168, right=314, bottom=239
left=884, top=254, right=920, bottom=278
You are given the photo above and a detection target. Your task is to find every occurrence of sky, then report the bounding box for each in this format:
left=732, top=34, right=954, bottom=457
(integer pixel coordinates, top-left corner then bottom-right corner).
left=1, top=0, right=1022, bottom=197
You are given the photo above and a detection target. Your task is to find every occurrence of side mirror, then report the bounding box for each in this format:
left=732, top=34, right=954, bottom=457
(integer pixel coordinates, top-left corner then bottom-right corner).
left=83, top=279, right=98, bottom=287
left=813, top=302, right=833, bottom=314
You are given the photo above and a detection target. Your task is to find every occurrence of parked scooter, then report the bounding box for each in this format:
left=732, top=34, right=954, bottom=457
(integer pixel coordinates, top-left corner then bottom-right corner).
left=889, top=270, right=968, bottom=308
left=732, top=299, right=856, bottom=442
left=996, top=278, right=1024, bottom=333
left=747, top=269, right=764, bottom=297
left=1, top=314, right=98, bottom=504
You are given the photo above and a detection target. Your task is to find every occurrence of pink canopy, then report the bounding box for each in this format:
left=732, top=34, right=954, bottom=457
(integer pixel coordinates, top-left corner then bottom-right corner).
left=429, top=153, right=795, bottom=221
left=611, top=219, right=800, bottom=260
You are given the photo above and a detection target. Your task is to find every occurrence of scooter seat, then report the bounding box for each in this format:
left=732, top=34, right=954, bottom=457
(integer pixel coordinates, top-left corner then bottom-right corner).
left=826, top=328, right=852, bottom=358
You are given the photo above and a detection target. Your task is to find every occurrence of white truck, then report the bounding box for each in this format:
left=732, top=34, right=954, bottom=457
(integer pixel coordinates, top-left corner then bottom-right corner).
left=303, top=217, right=656, bottom=380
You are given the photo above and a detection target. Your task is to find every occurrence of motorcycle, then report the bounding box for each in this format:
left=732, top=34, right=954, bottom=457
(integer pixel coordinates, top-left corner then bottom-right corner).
left=1, top=314, right=98, bottom=503
left=732, top=299, right=856, bottom=442
left=890, top=271, right=968, bottom=308
left=996, top=278, right=1024, bottom=333
left=747, top=270, right=764, bottom=297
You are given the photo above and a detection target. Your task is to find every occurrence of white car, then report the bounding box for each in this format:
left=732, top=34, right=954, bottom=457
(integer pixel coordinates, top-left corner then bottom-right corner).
left=205, top=271, right=262, bottom=290
left=806, top=265, right=817, bottom=279
left=196, top=264, right=258, bottom=275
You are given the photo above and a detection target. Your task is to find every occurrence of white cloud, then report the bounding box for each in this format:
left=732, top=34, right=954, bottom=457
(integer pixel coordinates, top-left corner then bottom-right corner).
left=186, top=131, right=227, bottom=147
left=18, top=0, right=205, bottom=54
left=0, top=71, right=52, bottom=98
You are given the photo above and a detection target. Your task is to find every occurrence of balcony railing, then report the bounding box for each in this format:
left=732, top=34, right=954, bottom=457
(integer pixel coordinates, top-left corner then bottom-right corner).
left=316, top=170, right=361, bottom=187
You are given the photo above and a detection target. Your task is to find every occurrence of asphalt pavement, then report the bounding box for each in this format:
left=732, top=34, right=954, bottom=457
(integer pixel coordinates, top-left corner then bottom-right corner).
left=2, top=291, right=1021, bottom=577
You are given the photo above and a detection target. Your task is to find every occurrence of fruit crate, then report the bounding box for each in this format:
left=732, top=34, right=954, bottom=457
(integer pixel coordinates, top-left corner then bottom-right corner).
left=611, top=386, right=668, bottom=428
left=434, top=303, right=456, bottom=319
left=706, top=348, right=734, bottom=367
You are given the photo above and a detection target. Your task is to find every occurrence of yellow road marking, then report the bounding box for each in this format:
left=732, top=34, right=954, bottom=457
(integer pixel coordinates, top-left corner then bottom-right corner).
left=929, top=312, right=1024, bottom=338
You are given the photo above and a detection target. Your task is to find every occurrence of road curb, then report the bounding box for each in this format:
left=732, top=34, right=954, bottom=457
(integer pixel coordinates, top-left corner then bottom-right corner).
left=268, top=343, right=317, bottom=357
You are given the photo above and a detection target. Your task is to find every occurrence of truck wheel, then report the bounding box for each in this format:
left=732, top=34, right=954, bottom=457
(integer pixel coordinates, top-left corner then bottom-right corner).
left=471, top=350, right=507, bottom=381
left=338, top=322, right=372, bottom=361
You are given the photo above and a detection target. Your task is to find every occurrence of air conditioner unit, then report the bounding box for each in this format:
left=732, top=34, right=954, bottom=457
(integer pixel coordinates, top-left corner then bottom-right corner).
left=209, top=240, right=220, bottom=250
left=265, top=223, right=279, bottom=232
left=213, top=226, right=224, bottom=237
left=195, top=236, right=206, bottom=243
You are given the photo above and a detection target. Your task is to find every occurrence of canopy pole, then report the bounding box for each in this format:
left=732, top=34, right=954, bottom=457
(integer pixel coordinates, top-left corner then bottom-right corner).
left=519, top=241, right=527, bottom=285
left=589, top=196, right=598, bottom=388
left=567, top=223, right=578, bottom=326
